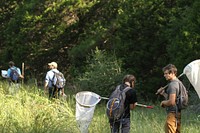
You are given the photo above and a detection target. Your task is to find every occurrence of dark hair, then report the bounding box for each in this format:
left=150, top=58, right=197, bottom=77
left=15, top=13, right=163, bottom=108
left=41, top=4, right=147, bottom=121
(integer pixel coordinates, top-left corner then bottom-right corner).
left=122, top=74, right=136, bottom=87
left=9, top=61, right=15, bottom=67
left=162, top=64, right=177, bottom=75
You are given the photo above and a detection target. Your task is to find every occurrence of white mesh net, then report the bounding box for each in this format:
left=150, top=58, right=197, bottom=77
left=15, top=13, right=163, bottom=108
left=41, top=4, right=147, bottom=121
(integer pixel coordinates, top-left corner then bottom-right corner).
left=183, top=59, right=200, bottom=98
left=75, top=91, right=101, bottom=133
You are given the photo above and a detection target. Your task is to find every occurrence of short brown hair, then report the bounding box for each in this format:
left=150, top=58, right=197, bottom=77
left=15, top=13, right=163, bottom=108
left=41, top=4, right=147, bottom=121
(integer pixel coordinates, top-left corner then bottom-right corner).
left=123, top=74, right=136, bottom=84
left=162, top=64, right=177, bottom=75
left=9, top=61, right=15, bottom=67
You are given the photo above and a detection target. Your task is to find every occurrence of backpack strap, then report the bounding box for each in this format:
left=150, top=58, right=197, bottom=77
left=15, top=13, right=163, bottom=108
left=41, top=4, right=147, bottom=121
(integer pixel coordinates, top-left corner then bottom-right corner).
left=116, top=85, right=132, bottom=101
left=50, top=70, right=62, bottom=89
left=50, top=70, right=60, bottom=81
left=119, top=85, right=131, bottom=119
left=123, top=86, right=132, bottom=93
left=10, top=67, right=19, bottom=75
left=49, top=71, right=56, bottom=87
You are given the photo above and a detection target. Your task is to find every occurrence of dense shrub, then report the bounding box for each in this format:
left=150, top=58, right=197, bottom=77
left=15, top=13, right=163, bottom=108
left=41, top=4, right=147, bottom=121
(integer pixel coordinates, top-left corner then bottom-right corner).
left=74, top=48, right=125, bottom=97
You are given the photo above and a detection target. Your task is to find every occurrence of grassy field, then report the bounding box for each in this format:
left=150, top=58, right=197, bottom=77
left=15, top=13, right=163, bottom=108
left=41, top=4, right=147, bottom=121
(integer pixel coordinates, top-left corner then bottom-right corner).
left=0, top=82, right=199, bottom=133
left=91, top=103, right=200, bottom=133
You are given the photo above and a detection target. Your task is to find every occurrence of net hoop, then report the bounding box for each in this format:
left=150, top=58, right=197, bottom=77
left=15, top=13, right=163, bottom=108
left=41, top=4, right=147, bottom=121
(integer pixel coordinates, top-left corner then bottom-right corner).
left=75, top=91, right=101, bottom=107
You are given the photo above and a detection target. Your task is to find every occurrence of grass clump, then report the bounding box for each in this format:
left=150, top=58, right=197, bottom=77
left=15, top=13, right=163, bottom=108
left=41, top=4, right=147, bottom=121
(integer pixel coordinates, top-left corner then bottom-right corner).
left=0, top=82, right=78, bottom=133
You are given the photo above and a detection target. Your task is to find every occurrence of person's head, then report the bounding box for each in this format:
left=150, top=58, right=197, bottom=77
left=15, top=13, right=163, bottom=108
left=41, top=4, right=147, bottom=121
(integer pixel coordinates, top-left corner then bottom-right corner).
left=48, top=62, right=58, bottom=69
left=123, top=74, right=136, bottom=88
left=162, top=64, right=177, bottom=81
left=9, top=61, right=15, bottom=67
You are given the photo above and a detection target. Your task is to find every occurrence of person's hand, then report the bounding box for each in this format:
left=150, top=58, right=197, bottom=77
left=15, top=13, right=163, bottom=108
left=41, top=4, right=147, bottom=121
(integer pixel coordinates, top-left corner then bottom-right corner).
left=159, top=89, right=165, bottom=96
left=160, top=101, right=165, bottom=108
left=156, top=87, right=164, bottom=95
left=20, top=75, right=24, bottom=79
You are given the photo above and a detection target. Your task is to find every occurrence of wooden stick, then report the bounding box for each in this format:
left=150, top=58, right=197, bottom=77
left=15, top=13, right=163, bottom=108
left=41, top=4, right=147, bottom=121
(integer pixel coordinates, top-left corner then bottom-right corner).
left=101, top=97, right=153, bottom=109
left=22, top=62, right=24, bottom=85
left=155, top=73, right=184, bottom=95
left=136, top=103, right=153, bottom=109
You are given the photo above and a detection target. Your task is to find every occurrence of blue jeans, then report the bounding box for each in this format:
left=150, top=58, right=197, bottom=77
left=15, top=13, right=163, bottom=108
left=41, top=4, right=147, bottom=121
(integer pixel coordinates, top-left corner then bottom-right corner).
left=110, top=118, right=130, bottom=133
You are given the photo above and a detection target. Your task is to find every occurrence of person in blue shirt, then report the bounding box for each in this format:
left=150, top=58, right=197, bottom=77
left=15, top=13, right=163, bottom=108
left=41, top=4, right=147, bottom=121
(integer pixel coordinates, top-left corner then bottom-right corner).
left=44, top=62, right=64, bottom=99
left=7, top=61, right=24, bottom=95
left=7, top=61, right=24, bottom=83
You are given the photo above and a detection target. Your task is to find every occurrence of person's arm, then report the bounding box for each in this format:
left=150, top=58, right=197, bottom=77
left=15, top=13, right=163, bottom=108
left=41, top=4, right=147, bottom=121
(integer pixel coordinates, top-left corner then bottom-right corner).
left=7, top=69, right=11, bottom=78
left=44, top=72, right=50, bottom=93
left=130, top=102, right=137, bottom=110
left=160, top=89, right=168, bottom=99
left=19, top=74, right=24, bottom=79
left=61, top=88, right=65, bottom=96
left=44, top=81, right=48, bottom=93
left=18, top=68, right=24, bottom=79
left=7, top=69, right=12, bottom=82
left=160, top=93, right=176, bottom=108
left=129, top=89, right=138, bottom=110
left=156, top=87, right=168, bottom=99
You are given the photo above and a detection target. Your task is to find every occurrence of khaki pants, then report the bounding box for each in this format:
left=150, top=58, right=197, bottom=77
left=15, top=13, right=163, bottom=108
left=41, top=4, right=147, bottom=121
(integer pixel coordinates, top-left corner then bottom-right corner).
left=165, top=112, right=181, bottom=133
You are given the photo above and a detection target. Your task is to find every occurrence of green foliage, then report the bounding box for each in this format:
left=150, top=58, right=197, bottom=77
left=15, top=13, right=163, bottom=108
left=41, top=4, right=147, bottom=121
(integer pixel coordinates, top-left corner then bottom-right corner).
left=74, top=48, right=125, bottom=96
left=1, top=0, right=200, bottom=101
left=91, top=102, right=200, bottom=133
left=165, top=0, right=200, bottom=69
left=0, top=0, right=98, bottom=73
left=104, top=0, right=171, bottom=99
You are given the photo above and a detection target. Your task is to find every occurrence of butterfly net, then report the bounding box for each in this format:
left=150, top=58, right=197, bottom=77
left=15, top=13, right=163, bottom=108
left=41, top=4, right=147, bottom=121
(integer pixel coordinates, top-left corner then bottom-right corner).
left=75, top=91, right=101, bottom=133
left=183, top=59, right=200, bottom=98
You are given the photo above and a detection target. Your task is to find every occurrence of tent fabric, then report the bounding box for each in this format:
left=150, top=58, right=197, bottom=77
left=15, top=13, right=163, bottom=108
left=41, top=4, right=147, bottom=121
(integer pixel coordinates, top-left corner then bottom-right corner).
left=183, top=59, right=200, bottom=98
left=75, top=91, right=101, bottom=133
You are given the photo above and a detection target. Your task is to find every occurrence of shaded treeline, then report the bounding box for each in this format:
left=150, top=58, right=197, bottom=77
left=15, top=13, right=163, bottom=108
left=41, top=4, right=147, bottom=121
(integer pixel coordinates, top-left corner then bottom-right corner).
left=0, top=0, right=200, bottom=101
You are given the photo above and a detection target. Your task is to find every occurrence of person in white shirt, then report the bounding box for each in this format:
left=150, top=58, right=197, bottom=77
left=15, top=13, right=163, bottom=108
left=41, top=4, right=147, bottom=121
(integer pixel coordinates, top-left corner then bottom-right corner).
left=44, top=62, right=64, bottom=99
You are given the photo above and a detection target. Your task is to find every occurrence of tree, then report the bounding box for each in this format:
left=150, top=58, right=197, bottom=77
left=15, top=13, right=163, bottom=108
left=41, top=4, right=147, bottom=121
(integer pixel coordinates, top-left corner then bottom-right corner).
left=75, top=47, right=125, bottom=96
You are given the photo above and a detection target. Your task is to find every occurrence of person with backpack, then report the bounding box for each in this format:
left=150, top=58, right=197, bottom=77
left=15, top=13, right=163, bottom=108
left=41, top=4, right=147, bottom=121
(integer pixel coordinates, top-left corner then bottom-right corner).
left=7, top=61, right=24, bottom=83
left=107, top=74, right=138, bottom=133
left=44, top=62, right=65, bottom=99
left=157, top=64, right=187, bottom=133
left=7, top=61, right=24, bottom=94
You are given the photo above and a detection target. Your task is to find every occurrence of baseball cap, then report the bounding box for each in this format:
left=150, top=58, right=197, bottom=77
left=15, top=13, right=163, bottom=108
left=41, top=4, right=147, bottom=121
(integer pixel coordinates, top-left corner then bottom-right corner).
left=48, top=62, right=58, bottom=68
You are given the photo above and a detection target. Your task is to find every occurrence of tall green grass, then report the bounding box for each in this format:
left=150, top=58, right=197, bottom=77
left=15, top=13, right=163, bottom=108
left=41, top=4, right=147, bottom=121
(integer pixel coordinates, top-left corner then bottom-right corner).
left=0, top=82, right=79, bottom=133
left=90, top=102, right=200, bottom=133
left=0, top=81, right=199, bottom=133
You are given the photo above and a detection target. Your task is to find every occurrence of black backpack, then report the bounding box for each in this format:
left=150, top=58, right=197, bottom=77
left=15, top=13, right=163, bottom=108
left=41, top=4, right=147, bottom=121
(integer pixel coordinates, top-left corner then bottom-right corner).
left=176, top=80, right=188, bottom=110
left=106, top=85, right=131, bottom=120
left=52, top=71, right=66, bottom=88
left=10, top=68, right=20, bottom=81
